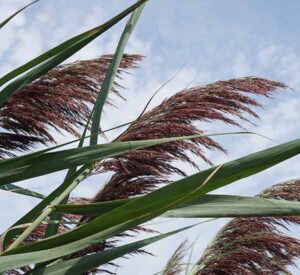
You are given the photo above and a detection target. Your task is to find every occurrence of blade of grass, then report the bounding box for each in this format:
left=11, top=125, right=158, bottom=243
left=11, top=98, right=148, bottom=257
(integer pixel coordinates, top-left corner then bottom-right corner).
left=6, top=164, right=92, bottom=250
left=32, top=109, right=94, bottom=274
left=35, top=223, right=201, bottom=275
left=52, top=198, right=135, bottom=216
left=52, top=194, right=300, bottom=218
left=163, top=195, right=300, bottom=218
left=3, top=223, right=201, bottom=274
left=0, top=0, right=147, bottom=106
left=0, top=184, right=45, bottom=199
left=90, top=2, right=146, bottom=145
left=1, top=138, right=300, bottom=264
left=2, top=119, right=137, bottom=165
left=0, top=133, right=244, bottom=185
left=0, top=0, right=39, bottom=29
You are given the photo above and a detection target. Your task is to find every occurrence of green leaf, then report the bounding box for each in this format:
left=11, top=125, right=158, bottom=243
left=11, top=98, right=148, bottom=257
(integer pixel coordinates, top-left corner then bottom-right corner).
left=0, top=0, right=147, bottom=106
left=1, top=166, right=90, bottom=248
left=0, top=184, right=44, bottom=199
left=0, top=0, right=39, bottom=29
left=52, top=194, right=300, bottom=218
left=0, top=134, right=222, bottom=185
left=163, top=194, right=300, bottom=218
left=43, top=109, right=93, bottom=239
left=32, top=110, right=96, bottom=274
left=3, top=133, right=227, bottom=252
left=7, top=165, right=93, bottom=250
left=3, top=112, right=95, bottom=249
left=90, top=3, right=146, bottom=145
left=0, top=119, right=136, bottom=163
left=1, top=138, right=299, bottom=270
left=52, top=198, right=134, bottom=216
left=29, top=224, right=197, bottom=275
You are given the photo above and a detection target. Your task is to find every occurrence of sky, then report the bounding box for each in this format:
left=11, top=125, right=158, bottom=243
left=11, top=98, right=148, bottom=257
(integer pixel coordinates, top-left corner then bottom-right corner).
left=1, top=0, right=300, bottom=274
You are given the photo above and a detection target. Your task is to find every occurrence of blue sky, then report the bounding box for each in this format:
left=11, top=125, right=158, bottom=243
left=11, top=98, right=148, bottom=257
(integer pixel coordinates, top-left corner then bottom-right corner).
left=1, top=0, right=300, bottom=274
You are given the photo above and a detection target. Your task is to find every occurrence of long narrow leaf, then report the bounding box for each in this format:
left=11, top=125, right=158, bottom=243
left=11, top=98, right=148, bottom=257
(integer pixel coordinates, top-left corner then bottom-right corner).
left=53, top=198, right=133, bottom=216
left=163, top=195, right=300, bottom=218
left=0, top=184, right=44, bottom=199
left=0, top=0, right=39, bottom=29
left=52, top=194, right=300, bottom=218
left=30, top=224, right=197, bottom=275
left=90, top=3, right=146, bottom=145
left=0, top=133, right=229, bottom=185
left=0, top=0, right=147, bottom=106
left=1, top=166, right=90, bottom=247
left=1, top=138, right=299, bottom=268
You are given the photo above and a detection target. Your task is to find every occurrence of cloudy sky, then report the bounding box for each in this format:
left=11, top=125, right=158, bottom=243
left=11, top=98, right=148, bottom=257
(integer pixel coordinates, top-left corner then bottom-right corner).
left=1, top=0, right=300, bottom=274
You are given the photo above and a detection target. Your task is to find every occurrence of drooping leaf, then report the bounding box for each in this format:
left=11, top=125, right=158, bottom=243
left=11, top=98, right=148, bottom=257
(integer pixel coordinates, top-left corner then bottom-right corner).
left=1, top=138, right=299, bottom=270
left=0, top=133, right=232, bottom=185
left=30, top=225, right=196, bottom=275
left=0, top=0, right=147, bottom=106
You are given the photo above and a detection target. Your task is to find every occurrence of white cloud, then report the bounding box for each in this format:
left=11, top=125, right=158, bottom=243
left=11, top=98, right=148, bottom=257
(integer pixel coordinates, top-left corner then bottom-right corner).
left=232, top=52, right=251, bottom=76
left=1, top=1, right=300, bottom=274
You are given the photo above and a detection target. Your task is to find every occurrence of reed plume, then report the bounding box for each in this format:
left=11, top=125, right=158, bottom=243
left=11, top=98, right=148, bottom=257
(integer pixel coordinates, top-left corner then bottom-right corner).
left=0, top=54, right=142, bottom=158
left=162, top=240, right=189, bottom=275
left=94, top=77, right=286, bottom=202
left=80, top=77, right=286, bottom=273
left=2, top=54, right=141, bottom=274
left=5, top=67, right=288, bottom=274
left=63, top=77, right=287, bottom=271
left=195, top=179, right=300, bottom=275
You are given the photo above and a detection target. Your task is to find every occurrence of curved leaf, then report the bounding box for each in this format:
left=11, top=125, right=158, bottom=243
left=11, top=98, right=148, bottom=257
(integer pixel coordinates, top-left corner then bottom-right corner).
left=1, top=138, right=299, bottom=271
left=0, top=0, right=39, bottom=29
left=0, top=0, right=147, bottom=106
left=30, top=224, right=197, bottom=275
left=0, top=133, right=231, bottom=185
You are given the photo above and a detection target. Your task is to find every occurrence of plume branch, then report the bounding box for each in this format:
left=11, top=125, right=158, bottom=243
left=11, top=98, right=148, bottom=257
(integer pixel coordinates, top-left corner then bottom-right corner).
left=162, top=240, right=189, bottom=275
